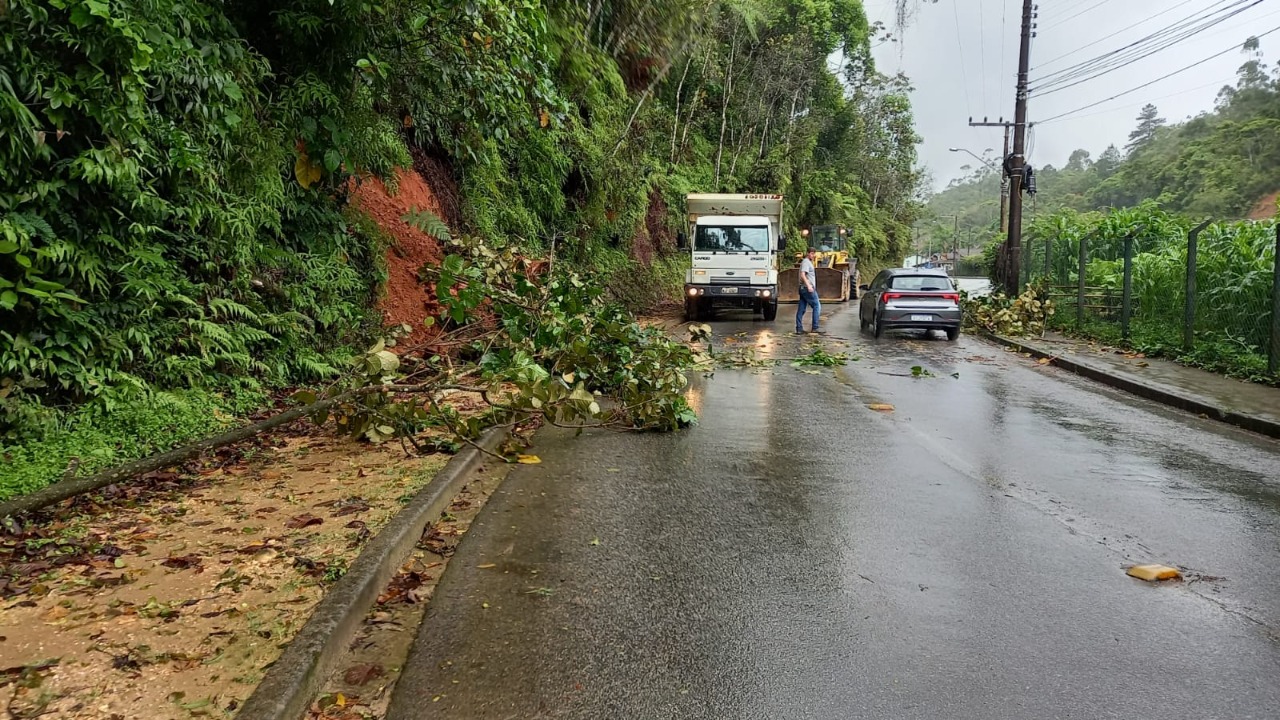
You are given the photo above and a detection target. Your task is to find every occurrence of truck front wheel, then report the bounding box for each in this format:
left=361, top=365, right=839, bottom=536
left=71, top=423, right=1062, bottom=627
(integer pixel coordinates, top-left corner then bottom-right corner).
left=762, top=300, right=778, bottom=321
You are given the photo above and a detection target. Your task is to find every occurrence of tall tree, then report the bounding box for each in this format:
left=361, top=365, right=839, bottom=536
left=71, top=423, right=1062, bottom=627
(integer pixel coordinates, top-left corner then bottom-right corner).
left=1094, top=145, right=1123, bottom=179
left=1126, top=104, right=1166, bottom=155
left=1065, top=149, right=1092, bottom=172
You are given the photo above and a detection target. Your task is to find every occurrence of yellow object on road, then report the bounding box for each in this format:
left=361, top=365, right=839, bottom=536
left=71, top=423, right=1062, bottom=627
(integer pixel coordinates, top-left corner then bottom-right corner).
left=1126, top=564, right=1182, bottom=582
left=779, top=224, right=859, bottom=302
left=778, top=266, right=849, bottom=302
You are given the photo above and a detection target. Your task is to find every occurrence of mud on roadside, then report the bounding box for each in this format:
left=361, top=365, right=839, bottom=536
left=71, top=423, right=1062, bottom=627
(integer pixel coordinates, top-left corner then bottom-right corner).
left=0, top=432, right=453, bottom=719
left=303, top=456, right=512, bottom=720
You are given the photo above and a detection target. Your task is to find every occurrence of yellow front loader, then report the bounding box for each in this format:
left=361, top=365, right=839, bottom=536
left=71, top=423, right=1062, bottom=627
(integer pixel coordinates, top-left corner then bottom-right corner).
left=778, top=225, right=857, bottom=303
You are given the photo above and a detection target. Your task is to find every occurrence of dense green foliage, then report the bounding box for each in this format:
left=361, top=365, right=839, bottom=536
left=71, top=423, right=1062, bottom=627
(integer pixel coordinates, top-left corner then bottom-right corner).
left=1, top=0, right=920, bottom=494
left=456, top=0, right=922, bottom=269
left=445, top=237, right=698, bottom=431
left=1, top=0, right=404, bottom=440
left=921, top=45, right=1280, bottom=384
left=287, top=235, right=698, bottom=464
left=924, top=46, right=1280, bottom=257
left=1021, top=204, right=1277, bottom=384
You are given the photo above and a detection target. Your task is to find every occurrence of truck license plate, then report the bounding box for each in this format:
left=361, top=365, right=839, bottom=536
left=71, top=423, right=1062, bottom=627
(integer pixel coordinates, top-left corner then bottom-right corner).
left=910, top=314, right=932, bottom=321
left=720, top=287, right=738, bottom=294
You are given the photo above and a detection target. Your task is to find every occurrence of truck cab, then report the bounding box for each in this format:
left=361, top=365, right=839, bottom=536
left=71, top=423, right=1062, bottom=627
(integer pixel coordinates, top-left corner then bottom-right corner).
left=682, top=193, right=784, bottom=321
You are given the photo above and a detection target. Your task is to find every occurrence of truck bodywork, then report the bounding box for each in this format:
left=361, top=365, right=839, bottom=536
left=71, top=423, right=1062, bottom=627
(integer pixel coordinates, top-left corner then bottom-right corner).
left=682, top=194, right=784, bottom=322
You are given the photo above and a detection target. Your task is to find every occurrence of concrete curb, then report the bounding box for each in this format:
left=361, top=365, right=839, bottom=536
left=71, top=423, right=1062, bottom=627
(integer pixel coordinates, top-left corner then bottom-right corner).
left=981, top=331, right=1280, bottom=440
left=236, top=427, right=511, bottom=720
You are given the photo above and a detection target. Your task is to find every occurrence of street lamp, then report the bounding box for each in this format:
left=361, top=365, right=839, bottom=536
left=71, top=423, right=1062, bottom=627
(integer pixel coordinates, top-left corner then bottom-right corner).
left=950, top=147, right=1008, bottom=235
left=949, top=147, right=998, bottom=171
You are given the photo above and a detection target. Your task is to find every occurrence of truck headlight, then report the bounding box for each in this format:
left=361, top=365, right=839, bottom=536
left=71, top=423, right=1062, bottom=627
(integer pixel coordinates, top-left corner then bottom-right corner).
left=687, top=288, right=699, bottom=297
left=762, top=290, right=771, bottom=297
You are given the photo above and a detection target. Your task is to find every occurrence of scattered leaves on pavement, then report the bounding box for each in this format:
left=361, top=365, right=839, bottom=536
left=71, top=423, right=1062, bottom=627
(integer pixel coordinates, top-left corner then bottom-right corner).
left=0, top=434, right=448, bottom=719
left=160, top=554, right=205, bottom=572
left=286, top=513, right=325, bottom=529
left=342, top=664, right=384, bottom=686
left=791, top=349, right=852, bottom=367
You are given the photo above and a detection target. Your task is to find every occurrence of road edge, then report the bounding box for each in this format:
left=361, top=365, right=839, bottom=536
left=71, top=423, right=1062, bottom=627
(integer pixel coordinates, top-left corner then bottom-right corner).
left=980, top=331, right=1280, bottom=440
left=235, top=427, right=511, bottom=720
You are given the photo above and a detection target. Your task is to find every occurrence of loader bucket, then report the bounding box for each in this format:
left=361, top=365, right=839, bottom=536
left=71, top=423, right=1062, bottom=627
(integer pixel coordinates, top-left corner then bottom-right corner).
left=777, top=268, right=801, bottom=302
left=815, top=267, right=850, bottom=302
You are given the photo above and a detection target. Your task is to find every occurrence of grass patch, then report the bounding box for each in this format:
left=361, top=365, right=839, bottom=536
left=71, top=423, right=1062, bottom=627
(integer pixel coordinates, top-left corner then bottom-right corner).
left=0, top=388, right=261, bottom=501
left=1050, top=316, right=1278, bottom=386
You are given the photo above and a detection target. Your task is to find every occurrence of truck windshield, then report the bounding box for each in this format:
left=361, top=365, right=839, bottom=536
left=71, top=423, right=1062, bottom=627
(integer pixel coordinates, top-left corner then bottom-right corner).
left=695, top=226, right=770, bottom=253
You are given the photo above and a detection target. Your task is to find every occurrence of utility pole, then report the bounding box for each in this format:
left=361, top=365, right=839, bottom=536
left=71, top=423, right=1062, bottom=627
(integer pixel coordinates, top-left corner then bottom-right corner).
left=1007, top=0, right=1035, bottom=296
left=968, top=118, right=1019, bottom=283
left=952, top=215, right=959, bottom=270
left=1000, top=124, right=1010, bottom=234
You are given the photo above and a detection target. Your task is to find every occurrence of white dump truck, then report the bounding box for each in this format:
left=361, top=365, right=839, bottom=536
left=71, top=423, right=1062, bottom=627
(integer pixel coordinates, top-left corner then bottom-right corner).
left=680, top=193, right=785, bottom=321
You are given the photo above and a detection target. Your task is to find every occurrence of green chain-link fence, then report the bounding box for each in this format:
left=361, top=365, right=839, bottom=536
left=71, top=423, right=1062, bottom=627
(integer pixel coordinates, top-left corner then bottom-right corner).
left=1023, top=214, right=1279, bottom=383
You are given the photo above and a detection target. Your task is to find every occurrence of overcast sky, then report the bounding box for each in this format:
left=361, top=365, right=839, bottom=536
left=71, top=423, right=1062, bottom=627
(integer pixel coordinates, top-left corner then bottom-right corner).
left=861, top=0, right=1280, bottom=192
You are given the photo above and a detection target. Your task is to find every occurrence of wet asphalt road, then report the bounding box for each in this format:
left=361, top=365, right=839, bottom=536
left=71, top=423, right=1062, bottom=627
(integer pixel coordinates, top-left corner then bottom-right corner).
left=388, top=303, right=1280, bottom=719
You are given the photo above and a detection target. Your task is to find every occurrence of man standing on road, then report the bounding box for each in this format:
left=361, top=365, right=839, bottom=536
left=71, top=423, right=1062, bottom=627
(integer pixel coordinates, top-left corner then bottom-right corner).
left=796, top=247, right=821, bottom=334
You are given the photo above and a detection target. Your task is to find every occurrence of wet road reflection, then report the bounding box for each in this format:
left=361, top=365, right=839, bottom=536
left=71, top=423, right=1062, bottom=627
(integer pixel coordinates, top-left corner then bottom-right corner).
left=388, top=303, right=1280, bottom=720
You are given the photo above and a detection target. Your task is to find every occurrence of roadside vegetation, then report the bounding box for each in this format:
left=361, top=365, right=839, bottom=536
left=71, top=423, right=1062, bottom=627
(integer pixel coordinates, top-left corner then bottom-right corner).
left=959, top=205, right=1277, bottom=385
left=928, top=43, right=1279, bottom=384
left=924, top=42, right=1280, bottom=252
left=1030, top=206, right=1276, bottom=384
left=1, top=1, right=920, bottom=496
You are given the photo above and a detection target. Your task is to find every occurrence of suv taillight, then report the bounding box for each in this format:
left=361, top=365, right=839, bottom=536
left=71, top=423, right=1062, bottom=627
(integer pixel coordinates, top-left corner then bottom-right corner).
left=883, top=291, right=959, bottom=303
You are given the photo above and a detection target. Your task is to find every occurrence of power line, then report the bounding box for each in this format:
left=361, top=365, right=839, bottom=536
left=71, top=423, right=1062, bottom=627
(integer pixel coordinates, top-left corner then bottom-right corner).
left=1037, top=74, right=1240, bottom=124
left=951, top=0, right=973, bottom=117
left=1035, top=22, right=1280, bottom=124
left=1000, top=0, right=1008, bottom=93
left=979, top=0, right=988, bottom=110
left=1172, top=2, right=1280, bottom=47
left=1032, top=0, right=1262, bottom=95
left=1033, top=0, right=1253, bottom=89
left=1033, top=0, right=1202, bottom=70
left=1042, top=0, right=1115, bottom=30
left=1037, top=1, right=1088, bottom=24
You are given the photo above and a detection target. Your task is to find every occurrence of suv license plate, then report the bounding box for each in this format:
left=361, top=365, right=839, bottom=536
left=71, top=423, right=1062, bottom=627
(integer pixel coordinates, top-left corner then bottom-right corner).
left=910, top=314, right=932, bottom=321
left=720, top=287, right=738, bottom=294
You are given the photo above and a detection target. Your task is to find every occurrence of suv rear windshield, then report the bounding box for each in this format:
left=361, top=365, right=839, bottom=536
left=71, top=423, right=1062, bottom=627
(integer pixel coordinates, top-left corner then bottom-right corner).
left=889, top=275, right=953, bottom=291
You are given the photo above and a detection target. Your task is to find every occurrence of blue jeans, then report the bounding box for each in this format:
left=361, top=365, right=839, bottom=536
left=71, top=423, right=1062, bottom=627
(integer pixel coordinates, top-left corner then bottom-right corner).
left=796, top=288, right=821, bottom=332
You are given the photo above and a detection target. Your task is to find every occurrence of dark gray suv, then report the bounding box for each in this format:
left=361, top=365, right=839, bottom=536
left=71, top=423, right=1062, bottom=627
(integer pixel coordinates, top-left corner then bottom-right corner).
left=858, top=268, right=962, bottom=340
